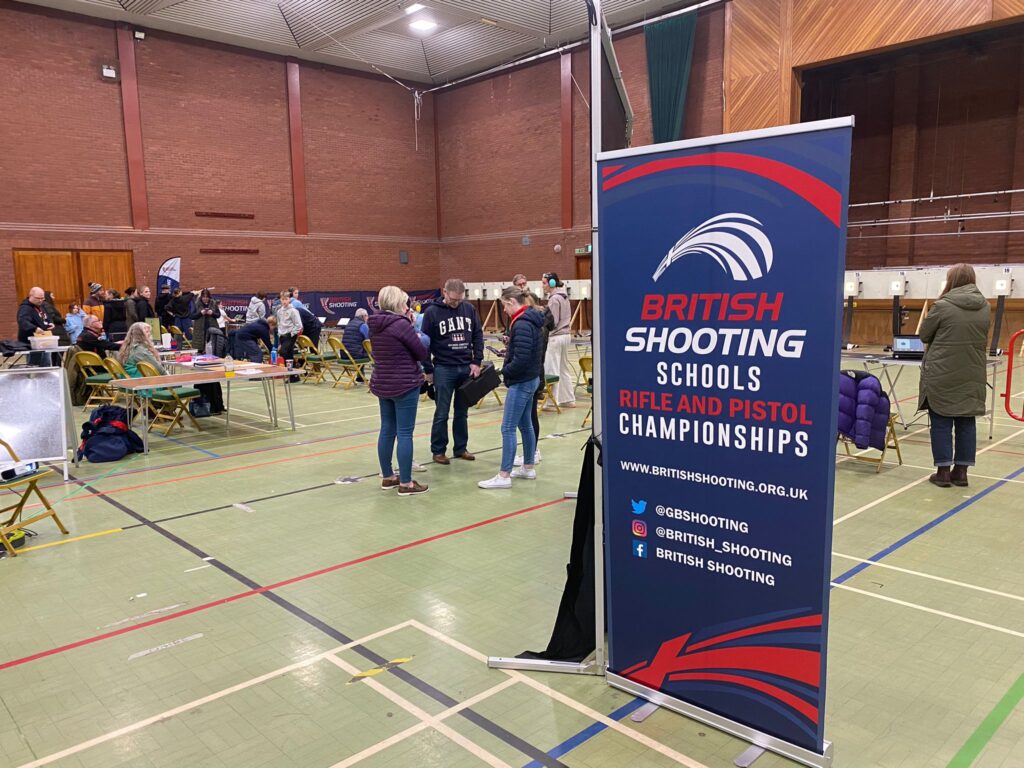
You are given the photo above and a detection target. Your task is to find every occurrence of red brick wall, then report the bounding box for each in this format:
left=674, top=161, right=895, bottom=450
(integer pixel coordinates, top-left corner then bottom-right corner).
left=1, top=0, right=726, bottom=333
left=301, top=65, right=437, bottom=238
left=136, top=34, right=295, bottom=232
left=439, top=9, right=725, bottom=282
left=0, top=2, right=131, bottom=227
left=0, top=1, right=440, bottom=334
left=436, top=63, right=562, bottom=238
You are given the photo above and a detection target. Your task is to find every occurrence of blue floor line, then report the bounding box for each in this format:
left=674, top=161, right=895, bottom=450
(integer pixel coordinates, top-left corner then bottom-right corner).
left=522, top=698, right=646, bottom=768
left=833, top=462, right=1024, bottom=585
left=157, top=434, right=221, bottom=458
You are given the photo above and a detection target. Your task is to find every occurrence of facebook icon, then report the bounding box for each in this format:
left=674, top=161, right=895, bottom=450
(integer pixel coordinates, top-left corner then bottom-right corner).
left=632, top=540, right=648, bottom=559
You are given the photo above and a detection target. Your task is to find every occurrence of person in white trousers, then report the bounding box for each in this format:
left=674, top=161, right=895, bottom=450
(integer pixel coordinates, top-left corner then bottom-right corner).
left=542, top=272, right=575, bottom=408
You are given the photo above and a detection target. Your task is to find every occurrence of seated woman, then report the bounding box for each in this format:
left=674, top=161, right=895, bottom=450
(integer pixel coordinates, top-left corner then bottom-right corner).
left=118, top=322, right=166, bottom=378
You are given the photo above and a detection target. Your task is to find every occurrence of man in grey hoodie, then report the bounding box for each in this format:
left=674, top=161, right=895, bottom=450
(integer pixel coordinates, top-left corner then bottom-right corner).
left=246, top=292, right=267, bottom=323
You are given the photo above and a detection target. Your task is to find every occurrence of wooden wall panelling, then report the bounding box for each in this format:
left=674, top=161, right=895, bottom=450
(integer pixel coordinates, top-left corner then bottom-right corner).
left=724, top=0, right=783, bottom=132
left=77, top=251, right=136, bottom=300
left=993, top=0, right=1024, bottom=20
left=13, top=250, right=78, bottom=313
left=790, top=0, right=992, bottom=69
left=847, top=299, right=1024, bottom=349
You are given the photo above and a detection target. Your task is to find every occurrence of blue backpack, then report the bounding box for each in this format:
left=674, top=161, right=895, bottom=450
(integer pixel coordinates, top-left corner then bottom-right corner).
left=78, top=405, right=145, bottom=463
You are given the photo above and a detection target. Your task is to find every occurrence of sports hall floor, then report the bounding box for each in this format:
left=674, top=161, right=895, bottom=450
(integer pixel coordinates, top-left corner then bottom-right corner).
left=1, top=347, right=1021, bottom=768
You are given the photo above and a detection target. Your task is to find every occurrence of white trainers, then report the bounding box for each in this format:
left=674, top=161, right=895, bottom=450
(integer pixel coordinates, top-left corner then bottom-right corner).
left=478, top=474, right=512, bottom=489
left=412, top=461, right=427, bottom=473
left=513, top=450, right=542, bottom=467
left=511, top=467, right=536, bottom=480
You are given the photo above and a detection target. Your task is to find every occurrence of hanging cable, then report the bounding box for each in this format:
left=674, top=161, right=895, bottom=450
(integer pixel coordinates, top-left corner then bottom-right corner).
left=278, top=1, right=427, bottom=150
left=413, top=90, right=423, bottom=151
left=277, top=1, right=414, bottom=93
left=570, top=72, right=590, bottom=110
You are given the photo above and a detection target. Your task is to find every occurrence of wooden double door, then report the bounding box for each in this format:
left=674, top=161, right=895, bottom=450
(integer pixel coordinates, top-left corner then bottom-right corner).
left=13, top=250, right=135, bottom=314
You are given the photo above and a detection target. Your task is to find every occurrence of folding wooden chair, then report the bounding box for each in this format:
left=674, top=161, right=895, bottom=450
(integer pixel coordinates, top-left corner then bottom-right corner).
left=362, top=338, right=377, bottom=381
left=327, top=337, right=369, bottom=389
left=538, top=374, right=561, bottom=414
left=168, top=325, right=191, bottom=349
left=73, top=351, right=116, bottom=412
left=295, top=335, right=335, bottom=384
left=102, top=357, right=138, bottom=410
left=0, top=438, right=68, bottom=557
left=578, top=356, right=593, bottom=426
left=837, top=413, right=903, bottom=473
left=135, top=361, right=202, bottom=436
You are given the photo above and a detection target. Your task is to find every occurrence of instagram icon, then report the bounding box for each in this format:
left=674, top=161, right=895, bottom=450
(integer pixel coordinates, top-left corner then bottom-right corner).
left=631, top=520, right=647, bottom=537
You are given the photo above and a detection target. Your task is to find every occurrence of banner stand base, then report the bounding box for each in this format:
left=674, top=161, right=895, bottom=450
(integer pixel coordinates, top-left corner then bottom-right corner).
left=630, top=702, right=659, bottom=722
left=607, top=673, right=833, bottom=768
left=734, top=745, right=766, bottom=767
left=486, top=656, right=602, bottom=676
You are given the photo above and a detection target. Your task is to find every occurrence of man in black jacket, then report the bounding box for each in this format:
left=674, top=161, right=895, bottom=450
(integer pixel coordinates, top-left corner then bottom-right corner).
left=17, top=287, right=54, bottom=343
left=422, top=278, right=483, bottom=464
left=76, top=314, right=121, bottom=355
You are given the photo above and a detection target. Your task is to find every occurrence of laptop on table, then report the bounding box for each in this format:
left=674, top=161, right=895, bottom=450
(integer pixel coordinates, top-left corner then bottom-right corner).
left=892, top=335, right=925, bottom=360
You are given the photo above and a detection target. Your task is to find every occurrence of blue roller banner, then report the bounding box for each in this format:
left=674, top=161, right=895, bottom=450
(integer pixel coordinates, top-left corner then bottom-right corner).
left=210, top=290, right=441, bottom=323
left=598, top=120, right=852, bottom=754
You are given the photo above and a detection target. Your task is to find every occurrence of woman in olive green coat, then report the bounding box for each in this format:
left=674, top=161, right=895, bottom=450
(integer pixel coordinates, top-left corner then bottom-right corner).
left=917, top=264, right=991, bottom=488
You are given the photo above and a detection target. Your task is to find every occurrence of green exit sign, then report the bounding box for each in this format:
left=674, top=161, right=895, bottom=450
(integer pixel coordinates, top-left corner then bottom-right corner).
left=574, top=244, right=592, bottom=255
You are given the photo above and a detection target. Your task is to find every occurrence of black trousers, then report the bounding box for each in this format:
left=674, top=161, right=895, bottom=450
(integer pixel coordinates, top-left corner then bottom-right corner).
left=279, top=333, right=297, bottom=361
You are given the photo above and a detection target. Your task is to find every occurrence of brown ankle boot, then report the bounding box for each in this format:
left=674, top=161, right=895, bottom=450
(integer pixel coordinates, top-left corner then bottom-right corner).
left=929, top=466, right=952, bottom=488
left=950, top=465, right=969, bottom=487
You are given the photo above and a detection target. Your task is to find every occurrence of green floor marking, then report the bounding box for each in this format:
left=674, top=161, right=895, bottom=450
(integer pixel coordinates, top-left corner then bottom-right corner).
left=947, top=673, right=1024, bottom=768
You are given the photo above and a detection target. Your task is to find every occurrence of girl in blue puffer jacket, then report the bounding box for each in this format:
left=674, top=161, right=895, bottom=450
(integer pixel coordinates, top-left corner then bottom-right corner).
left=479, top=287, right=545, bottom=489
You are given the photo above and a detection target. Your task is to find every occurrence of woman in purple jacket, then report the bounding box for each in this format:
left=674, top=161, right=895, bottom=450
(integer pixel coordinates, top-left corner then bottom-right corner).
left=368, top=286, right=430, bottom=497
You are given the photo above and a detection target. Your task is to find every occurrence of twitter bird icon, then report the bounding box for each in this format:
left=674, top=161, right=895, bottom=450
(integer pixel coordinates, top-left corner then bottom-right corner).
left=631, top=499, right=647, bottom=515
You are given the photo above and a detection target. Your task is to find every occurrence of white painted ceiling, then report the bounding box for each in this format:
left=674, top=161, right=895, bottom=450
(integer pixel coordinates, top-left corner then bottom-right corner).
left=16, top=0, right=696, bottom=85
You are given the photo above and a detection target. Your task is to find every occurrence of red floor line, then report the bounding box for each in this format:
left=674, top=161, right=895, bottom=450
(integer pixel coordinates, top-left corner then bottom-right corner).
left=0, top=497, right=568, bottom=672
left=34, top=407, right=508, bottom=492
left=21, top=420, right=504, bottom=512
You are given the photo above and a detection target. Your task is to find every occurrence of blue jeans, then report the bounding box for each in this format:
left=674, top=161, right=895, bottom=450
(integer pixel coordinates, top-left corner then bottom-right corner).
left=378, top=385, right=421, bottom=483
left=501, top=378, right=539, bottom=473
left=431, top=364, right=470, bottom=456
left=929, top=411, right=977, bottom=467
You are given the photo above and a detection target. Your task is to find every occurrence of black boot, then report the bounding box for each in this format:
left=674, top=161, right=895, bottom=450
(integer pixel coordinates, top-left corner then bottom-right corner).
left=950, top=465, right=969, bottom=487
left=929, top=466, right=952, bottom=488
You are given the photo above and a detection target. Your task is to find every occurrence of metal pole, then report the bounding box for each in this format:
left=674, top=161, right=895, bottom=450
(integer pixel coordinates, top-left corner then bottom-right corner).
left=849, top=186, right=1024, bottom=208
left=589, top=0, right=607, bottom=677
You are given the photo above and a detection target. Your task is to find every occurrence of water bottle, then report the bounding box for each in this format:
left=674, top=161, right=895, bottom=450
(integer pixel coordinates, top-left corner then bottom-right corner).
left=223, top=354, right=235, bottom=378
left=270, top=346, right=278, bottom=366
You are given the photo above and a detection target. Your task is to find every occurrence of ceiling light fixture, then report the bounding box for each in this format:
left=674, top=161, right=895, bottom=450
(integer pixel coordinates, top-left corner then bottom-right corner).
left=409, top=18, right=438, bottom=32
left=404, top=3, right=426, bottom=13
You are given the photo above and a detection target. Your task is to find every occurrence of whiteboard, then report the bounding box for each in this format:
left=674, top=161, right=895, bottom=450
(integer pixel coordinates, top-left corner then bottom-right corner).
left=0, top=367, right=72, bottom=477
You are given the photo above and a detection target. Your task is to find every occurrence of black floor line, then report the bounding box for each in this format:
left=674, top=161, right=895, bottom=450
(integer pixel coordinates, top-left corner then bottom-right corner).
left=120, top=428, right=589, bottom=530
left=70, top=474, right=568, bottom=768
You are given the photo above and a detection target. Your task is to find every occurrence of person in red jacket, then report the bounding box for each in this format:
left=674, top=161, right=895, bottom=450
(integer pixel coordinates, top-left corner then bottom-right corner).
left=368, top=286, right=429, bottom=497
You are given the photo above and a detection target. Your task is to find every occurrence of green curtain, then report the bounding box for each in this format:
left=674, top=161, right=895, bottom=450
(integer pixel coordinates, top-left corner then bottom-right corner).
left=645, top=14, right=697, bottom=144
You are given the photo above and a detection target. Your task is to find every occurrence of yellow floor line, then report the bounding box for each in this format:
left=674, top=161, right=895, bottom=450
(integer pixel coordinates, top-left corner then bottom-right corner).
left=17, top=528, right=123, bottom=553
